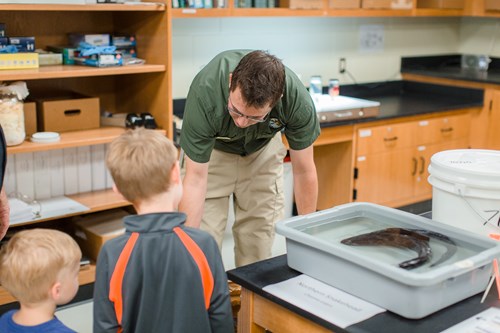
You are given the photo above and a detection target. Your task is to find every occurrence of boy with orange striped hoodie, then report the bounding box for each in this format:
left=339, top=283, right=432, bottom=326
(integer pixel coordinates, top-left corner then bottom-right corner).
left=93, top=128, right=233, bottom=333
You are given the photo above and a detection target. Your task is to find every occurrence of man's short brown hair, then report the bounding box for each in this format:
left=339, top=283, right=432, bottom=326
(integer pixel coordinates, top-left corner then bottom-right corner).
left=230, top=50, right=285, bottom=109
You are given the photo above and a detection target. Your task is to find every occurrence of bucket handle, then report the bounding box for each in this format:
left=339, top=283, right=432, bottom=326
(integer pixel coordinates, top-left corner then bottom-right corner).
left=456, top=186, right=500, bottom=228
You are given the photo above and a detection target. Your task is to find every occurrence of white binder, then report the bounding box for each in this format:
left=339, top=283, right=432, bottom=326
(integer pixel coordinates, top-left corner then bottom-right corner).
left=63, top=147, right=78, bottom=195
left=50, top=149, right=65, bottom=197
left=33, top=151, right=52, bottom=200
left=90, top=144, right=106, bottom=191
left=15, top=152, right=35, bottom=199
left=77, top=146, right=92, bottom=193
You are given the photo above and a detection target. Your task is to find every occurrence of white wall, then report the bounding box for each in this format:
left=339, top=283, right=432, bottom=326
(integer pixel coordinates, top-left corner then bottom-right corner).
left=172, top=16, right=463, bottom=98
left=458, top=18, right=500, bottom=56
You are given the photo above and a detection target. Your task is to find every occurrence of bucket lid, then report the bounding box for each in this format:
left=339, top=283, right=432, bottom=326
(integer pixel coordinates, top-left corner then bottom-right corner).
left=429, top=149, right=500, bottom=188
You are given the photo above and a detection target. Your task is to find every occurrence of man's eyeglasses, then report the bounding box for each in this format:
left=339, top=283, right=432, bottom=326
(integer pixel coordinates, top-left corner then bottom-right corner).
left=227, top=98, right=270, bottom=123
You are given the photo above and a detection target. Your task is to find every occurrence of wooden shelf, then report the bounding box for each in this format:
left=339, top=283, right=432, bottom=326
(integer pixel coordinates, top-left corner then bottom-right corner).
left=70, top=189, right=130, bottom=214
left=0, top=264, right=96, bottom=306
left=414, top=8, right=465, bottom=16
left=172, top=7, right=417, bottom=18
left=10, top=189, right=130, bottom=227
left=172, top=7, right=231, bottom=17
left=7, top=127, right=127, bottom=154
left=7, top=127, right=167, bottom=155
left=231, top=8, right=326, bottom=17
left=0, top=3, right=165, bottom=11
left=0, top=64, right=165, bottom=81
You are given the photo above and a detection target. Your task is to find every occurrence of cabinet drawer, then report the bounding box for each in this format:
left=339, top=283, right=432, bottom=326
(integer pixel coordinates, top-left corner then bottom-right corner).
left=356, top=122, right=416, bottom=155
left=416, top=113, right=470, bottom=145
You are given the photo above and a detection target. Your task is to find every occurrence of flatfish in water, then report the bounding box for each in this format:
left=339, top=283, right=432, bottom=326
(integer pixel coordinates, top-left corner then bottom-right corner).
left=341, top=228, right=432, bottom=269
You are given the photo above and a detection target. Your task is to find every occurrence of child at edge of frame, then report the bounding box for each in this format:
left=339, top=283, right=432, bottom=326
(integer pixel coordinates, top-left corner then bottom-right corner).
left=0, top=228, right=82, bottom=333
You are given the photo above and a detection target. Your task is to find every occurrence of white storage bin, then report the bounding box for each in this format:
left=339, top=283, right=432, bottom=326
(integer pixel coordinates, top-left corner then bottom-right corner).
left=276, top=202, right=500, bottom=319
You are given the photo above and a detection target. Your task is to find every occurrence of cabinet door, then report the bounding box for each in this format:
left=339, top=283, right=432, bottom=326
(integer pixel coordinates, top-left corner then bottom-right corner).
left=487, top=90, right=500, bottom=149
left=416, top=113, right=471, bottom=145
left=413, top=139, right=470, bottom=198
left=355, top=148, right=414, bottom=206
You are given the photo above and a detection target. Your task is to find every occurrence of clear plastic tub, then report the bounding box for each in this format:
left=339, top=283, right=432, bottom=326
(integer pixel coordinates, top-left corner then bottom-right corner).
left=276, top=202, right=500, bottom=319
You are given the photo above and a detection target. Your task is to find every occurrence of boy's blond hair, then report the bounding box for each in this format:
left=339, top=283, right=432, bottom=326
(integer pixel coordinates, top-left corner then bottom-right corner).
left=106, top=128, right=178, bottom=204
left=0, top=228, right=82, bottom=304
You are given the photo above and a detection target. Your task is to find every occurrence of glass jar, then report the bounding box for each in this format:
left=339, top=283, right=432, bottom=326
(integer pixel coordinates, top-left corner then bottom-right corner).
left=309, top=75, right=323, bottom=97
left=0, top=92, right=25, bottom=146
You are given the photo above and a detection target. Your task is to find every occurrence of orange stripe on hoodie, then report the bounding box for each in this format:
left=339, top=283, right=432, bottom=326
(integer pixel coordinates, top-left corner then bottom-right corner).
left=173, top=227, right=214, bottom=309
left=109, top=232, right=139, bottom=332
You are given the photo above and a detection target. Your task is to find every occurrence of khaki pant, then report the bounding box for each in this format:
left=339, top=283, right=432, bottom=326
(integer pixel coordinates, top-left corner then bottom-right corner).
left=203, top=133, right=286, bottom=267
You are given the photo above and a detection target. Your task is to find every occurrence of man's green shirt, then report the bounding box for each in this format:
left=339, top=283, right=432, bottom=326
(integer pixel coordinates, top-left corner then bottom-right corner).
left=180, top=49, right=320, bottom=163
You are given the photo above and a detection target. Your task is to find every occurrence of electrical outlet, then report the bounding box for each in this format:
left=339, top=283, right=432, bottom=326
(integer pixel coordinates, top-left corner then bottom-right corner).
left=339, top=58, right=346, bottom=74
left=359, top=25, right=384, bottom=52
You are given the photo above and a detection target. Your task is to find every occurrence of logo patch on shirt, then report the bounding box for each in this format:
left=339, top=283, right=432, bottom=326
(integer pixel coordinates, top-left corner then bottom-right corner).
left=269, top=118, right=283, bottom=129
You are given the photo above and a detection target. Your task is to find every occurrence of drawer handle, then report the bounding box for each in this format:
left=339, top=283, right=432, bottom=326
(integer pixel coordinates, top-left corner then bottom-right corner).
left=441, top=127, right=453, bottom=133
left=64, top=109, right=82, bottom=116
left=383, top=136, right=398, bottom=142
left=412, top=157, right=417, bottom=176
left=419, top=156, right=425, bottom=175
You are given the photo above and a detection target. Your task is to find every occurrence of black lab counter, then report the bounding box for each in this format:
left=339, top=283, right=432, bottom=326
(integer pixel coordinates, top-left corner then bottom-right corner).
left=227, top=254, right=500, bottom=333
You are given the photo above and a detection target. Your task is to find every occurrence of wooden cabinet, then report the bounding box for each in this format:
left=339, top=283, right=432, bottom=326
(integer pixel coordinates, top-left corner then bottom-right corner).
left=313, top=125, right=355, bottom=210
left=353, top=113, right=470, bottom=207
left=485, top=89, right=500, bottom=149
left=0, top=2, right=168, bottom=306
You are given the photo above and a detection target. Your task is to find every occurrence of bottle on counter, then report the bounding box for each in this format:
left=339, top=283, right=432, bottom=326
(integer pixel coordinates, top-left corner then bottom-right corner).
left=328, top=79, right=340, bottom=98
left=309, top=75, right=323, bottom=97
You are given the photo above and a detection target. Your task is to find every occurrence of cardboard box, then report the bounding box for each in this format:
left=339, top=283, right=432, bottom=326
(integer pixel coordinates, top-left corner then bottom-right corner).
left=73, top=209, right=128, bottom=261
left=0, top=53, right=38, bottom=70
left=23, top=102, right=37, bottom=136
left=74, top=53, right=122, bottom=67
left=330, top=0, right=361, bottom=8
left=46, top=46, right=78, bottom=65
left=68, top=33, right=110, bottom=47
left=38, top=52, right=63, bottom=66
left=417, top=0, right=464, bottom=9
left=280, top=0, right=323, bottom=9
left=485, top=0, right=500, bottom=11
left=35, top=94, right=100, bottom=132
left=8, top=36, right=35, bottom=52
left=100, top=112, right=127, bottom=127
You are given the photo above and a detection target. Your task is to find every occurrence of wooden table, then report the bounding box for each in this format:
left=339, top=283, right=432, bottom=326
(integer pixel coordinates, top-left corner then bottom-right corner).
left=227, top=255, right=500, bottom=333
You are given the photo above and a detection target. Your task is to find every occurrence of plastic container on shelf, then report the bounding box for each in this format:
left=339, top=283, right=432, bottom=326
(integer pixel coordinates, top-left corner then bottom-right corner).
left=0, top=81, right=29, bottom=146
left=0, top=91, right=25, bottom=146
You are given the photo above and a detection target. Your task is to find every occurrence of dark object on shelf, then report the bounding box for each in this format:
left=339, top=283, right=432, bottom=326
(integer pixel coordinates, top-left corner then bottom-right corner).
left=125, top=113, right=144, bottom=129
left=140, top=112, right=158, bottom=129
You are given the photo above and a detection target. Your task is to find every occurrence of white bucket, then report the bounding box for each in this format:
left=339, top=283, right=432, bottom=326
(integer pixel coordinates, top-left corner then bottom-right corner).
left=428, top=149, right=500, bottom=237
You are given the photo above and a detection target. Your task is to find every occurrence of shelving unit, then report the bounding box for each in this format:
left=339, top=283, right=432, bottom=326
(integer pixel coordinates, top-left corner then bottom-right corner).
left=171, top=0, right=500, bottom=18
left=0, top=2, right=169, bottom=305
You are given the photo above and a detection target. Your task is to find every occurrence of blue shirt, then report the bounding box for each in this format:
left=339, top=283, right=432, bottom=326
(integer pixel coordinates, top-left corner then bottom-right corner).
left=0, top=310, right=76, bottom=333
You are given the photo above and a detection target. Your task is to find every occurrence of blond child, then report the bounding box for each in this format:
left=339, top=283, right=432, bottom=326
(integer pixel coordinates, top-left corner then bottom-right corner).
left=93, top=128, right=233, bottom=333
left=0, top=228, right=82, bottom=333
